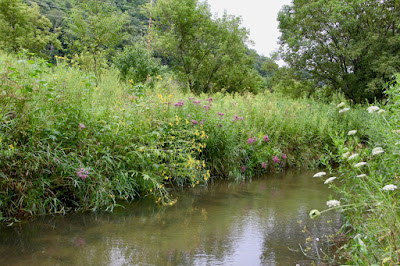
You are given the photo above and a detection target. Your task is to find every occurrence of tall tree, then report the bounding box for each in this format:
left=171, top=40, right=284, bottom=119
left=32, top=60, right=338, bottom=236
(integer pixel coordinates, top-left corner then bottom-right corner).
left=278, top=0, right=400, bottom=102
left=0, top=0, right=60, bottom=55
left=66, top=0, right=129, bottom=77
left=154, top=0, right=263, bottom=94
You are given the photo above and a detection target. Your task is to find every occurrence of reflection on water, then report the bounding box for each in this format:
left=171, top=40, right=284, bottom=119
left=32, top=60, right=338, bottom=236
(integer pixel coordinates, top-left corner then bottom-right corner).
left=0, top=169, right=341, bottom=265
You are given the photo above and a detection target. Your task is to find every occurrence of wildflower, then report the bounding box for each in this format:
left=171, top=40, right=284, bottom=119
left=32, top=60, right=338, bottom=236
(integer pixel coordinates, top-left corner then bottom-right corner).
left=342, top=152, right=350, bottom=159
left=263, top=135, right=270, bottom=142
left=338, top=108, right=350, bottom=113
left=367, top=106, right=380, bottom=113
left=217, top=112, right=224, bottom=116
left=188, top=97, right=195, bottom=100
left=382, top=184, right=398, bottom=191
left=313, top=172, right=326, bottom=178
left=247, top=137, right=257, bottom=144
left=174, top=101, right=184, bottom=107
left=77, top=167, right=89, bottom=180
left=378, top=109, right=386, bottom=115
left=348, top=130, right=357, bottom=135
left=203, top=105, right=211, bottom=111
left=79, top=123, right=86, bottom=130
left=199, top=120, right=205, bottom=125
left=232, top=115, right=244, bottom=122
left=337, top=102, right=345, bottom=108
left=206, top=97, right=213, bottom=102
left=372, top=147, right=384, bottom=155
left=273, top=156, right=280, bottom=163
left=326, top=200, right=340, bottom=208
left=356, top=174, right=367, bottom=178
left=191, top=120, right=198, bottom=125
left=282, top=153, right=287, bottom=159
left=348, top=153, right=359, bottom=160
left=354, top=162, right=368, bottom=168
left=324, top=176, right=337, bottom=184
left=241, top=166, right=247, bottom=172
left=261, top=162, right=267, bottom=169
left=193, top=100, right=201, bottom=105
left=309, top=209, right=321, bottom=219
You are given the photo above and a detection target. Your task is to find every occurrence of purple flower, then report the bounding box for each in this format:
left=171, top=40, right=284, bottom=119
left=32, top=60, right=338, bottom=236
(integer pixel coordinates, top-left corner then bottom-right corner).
left=282, top=153, right=287, bottom=159
left=261, top=162, right=267, bottom=169
left=193, top=100, right=201, bottom=105
left=79, top=123, right=86, bottom=130
left=77, top=167, right=89, bottom=180
left=247, top=137, right=257, bottom=144
left=200, top=120, right=205, bottom=125
left=241, top=166, right=247, bottom=172
left=203, top=105, right=211, bottom=111
left=191, top=120, right=198, bottom=125
left=206, top=97, right=213, bottom=102
left=188, top=97, right=195, bottom=100
left=217, top=112, right=224, bottom=116
left=174, top=101, right=184, bottom=107
left=273, top=156, right=280, bottom=163
left=263, top=135, right=269, bottom=142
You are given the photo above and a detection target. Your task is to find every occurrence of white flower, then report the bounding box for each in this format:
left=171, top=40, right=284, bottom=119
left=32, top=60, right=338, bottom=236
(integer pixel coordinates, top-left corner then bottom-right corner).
left=348, top=153, right=359, bottom=160
left=342, top=152, right=350, bottom=159
left=378, top=109, right=386, bottom=115
left=339, top=108, right=350, bottom=113
left=367, top=106, right=380, bottom=113
left=337, top=102, right=345, bottom=108
left=348, top=130, right=357, bottom=135
left=382, top=184, right=398, bottom=191
left=313, top=172, right=326, bottom=178
left=324, top=176, right=337, bottom=184
left=372, top=147, right=384, bottom=156
left=326, top=200, right=341, bottom=208
left=354, top=162, right=368, bottom=168
left=356, top=174, right=367, bottom=178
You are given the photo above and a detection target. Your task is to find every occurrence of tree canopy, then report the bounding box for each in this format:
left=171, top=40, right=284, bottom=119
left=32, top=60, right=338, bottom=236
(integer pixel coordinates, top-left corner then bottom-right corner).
left=278, top=0, right=400, bottom=103
left=154, top=0, right=263, bottom=94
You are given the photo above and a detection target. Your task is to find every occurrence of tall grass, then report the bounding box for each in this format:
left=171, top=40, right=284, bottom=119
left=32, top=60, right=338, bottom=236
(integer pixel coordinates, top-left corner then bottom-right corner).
left=0, top=52, right=364, bottom=225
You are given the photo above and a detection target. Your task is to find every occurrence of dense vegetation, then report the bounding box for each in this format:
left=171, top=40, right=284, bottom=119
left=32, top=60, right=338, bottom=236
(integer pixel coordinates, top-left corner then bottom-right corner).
left=0, top=0, right=400, bottom=264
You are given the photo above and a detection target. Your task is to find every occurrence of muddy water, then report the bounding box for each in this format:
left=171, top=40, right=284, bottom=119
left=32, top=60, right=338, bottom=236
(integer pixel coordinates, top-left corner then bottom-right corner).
left=0, top=169, right=341, bottom=265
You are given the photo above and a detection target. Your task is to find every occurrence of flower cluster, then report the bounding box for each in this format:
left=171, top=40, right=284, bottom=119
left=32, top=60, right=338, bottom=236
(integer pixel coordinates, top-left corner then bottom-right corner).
left=232, top=115, right=244, bottom=122
left=247, top=137, right=257, bottom=144
left=77, top=167, right=89, bottom=180
left=174, top=101, right=184, bottom=107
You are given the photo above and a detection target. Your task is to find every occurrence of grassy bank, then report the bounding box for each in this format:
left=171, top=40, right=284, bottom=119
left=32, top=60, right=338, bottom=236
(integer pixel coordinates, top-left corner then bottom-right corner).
left=1, top=52, right=398, bottom=264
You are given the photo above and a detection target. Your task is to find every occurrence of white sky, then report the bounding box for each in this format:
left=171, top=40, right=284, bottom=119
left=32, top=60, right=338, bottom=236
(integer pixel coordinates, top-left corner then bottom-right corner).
left=205, top=0, right=292, bottom=58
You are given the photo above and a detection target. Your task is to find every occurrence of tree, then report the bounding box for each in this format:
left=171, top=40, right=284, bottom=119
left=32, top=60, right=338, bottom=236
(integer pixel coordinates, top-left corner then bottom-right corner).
left=66, top=0, right=129, bottom=77
left=0, top=0, right=60, bottom=55
left=278, top=0, right=400, bottom=103
left=154, top=0, right=263, bottom=94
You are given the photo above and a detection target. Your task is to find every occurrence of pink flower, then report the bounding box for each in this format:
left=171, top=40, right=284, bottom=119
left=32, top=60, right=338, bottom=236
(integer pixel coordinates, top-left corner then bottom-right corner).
left=232, top=115, right=244, bottom=122
left=263, top=135, right=269, bottom=142
left=203, top=105, right=211, bottom=110
left=261, top=162, right=267, bottom=168
left=79, top=123, right=86, bottom=130
left=193, top=100, right=201, bottom=105
left=241, top=166, right=247, bottom=172
left=218, top=112, right=224, bottom=117
left=273, top=156, right=280, bottom=163
left=77, top=167, right=89, bottom=180
left=247, top=137, right=257, bottom=144
left=174, top=101, right=184, bottom=107
left=191, top=120, right=198, bottom=125
left=206, top=98, right=213, bottom=102
left=200, top=120, right=205, bottom=125
left=282, top=153, right=287, bottom=159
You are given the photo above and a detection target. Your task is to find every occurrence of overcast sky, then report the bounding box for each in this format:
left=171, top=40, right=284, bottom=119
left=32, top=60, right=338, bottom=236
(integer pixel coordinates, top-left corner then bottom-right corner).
left=205, top=0, right=292, bottom=58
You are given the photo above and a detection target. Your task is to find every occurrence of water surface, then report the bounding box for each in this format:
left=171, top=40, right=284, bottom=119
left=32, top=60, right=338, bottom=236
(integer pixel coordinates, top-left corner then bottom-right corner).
left=0, top=169, right=341, bottom=265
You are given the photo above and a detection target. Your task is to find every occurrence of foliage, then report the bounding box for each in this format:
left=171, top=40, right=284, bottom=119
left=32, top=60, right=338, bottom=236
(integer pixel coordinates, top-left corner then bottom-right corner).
left=0, top=0, right=60, bottom=56
left=66, top=0, right=129, bottom=77
left=153, top=0, right=263, bottom=94
left=278, top=0, right=400, bottom=103
left=0, top=52, right=363, bottom=223
left=113, top=45, right=163, bottom=83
